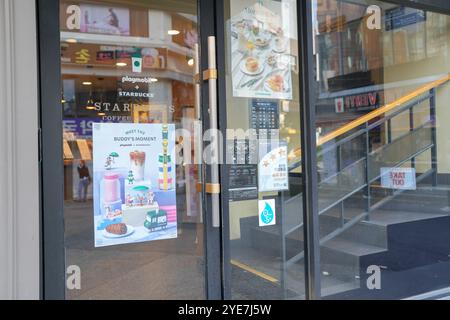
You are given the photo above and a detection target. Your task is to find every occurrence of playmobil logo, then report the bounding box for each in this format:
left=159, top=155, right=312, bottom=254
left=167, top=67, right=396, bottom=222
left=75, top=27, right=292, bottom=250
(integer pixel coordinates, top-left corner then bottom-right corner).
left=121, top=76, right=154, bottom=84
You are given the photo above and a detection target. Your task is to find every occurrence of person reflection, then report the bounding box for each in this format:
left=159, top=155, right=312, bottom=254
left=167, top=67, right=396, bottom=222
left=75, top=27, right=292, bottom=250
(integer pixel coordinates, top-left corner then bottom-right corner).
left=77, top=160, right=91, bottom=202
left=106, top=8, right=119, bottom=28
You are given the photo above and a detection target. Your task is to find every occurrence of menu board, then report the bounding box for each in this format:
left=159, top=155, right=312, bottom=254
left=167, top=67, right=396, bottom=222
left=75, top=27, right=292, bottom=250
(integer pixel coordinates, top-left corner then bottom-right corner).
left=227, top=138, right=258, bottom=202
left=250, top=99, right=279, bottom=132
left=230, top=2, right=293, bottom=100
left=76, top=139, right=92, bottom=161
left=63, top=139, right=74, bottom=160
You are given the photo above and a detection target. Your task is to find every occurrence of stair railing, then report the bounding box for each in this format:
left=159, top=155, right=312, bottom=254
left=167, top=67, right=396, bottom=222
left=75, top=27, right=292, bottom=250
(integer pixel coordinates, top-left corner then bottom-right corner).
left=282, top=74, right=450, bottom=269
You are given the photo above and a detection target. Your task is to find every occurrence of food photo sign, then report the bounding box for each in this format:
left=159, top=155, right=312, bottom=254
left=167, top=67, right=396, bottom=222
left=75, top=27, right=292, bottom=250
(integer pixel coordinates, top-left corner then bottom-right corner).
left=92, top=123, right=177, bottom=247
left=230, top=1, right=293, bottom=100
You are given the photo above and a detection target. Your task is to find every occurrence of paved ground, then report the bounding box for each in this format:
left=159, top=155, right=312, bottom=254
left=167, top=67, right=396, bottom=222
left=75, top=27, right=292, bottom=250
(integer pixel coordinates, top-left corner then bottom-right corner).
left=64, top=200, right=206, bottom=300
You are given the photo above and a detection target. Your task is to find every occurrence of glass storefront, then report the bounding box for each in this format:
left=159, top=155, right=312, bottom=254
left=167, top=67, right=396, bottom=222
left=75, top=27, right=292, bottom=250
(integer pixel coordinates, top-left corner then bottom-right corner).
left=60, top=0, right=205, bottom=299
left=312, top=0, right=450, bottom=299
left=223, top=0, right=304, bottom=299
left=40, top=0, right=450, bottom=299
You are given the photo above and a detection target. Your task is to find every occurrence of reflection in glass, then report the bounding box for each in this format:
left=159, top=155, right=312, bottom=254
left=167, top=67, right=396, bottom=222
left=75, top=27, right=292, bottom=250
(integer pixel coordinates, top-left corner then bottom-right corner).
left=313, top=0, right=450, bottom=299
left=224, top=0, right=304, bottom=299
left=60, top=0, right=205, bottom=299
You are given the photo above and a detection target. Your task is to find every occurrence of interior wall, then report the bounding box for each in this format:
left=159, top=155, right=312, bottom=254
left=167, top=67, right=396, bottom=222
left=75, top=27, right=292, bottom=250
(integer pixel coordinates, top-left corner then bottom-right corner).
left=383, top=14, right=450, bottom=174
left=0, top=0, right=40, bottom=299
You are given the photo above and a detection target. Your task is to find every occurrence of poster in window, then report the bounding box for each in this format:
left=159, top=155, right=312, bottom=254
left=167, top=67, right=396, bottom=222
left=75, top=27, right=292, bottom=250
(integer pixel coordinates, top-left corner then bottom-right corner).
left=258, top=140, right=289, bottom=192
left=92, top=123, right=177, bottom=247
left=230, top=1, right=294, bottom=100
left=80, top=4, right=130, bottom=36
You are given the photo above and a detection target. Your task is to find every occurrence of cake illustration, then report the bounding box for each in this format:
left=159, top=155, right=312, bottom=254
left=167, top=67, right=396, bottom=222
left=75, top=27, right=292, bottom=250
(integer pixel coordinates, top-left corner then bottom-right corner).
left=130, top=151, right=145, bottom=181
left=121, top=185, right=159, bottom=227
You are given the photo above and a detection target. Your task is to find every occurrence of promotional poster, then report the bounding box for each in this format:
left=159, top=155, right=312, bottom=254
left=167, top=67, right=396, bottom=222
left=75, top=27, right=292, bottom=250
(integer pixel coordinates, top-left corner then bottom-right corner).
left=230, top=1, right=294, bottom=100
left=80, top=4, right=130, bottom=36
left=93, top=123, right=177, bottom=247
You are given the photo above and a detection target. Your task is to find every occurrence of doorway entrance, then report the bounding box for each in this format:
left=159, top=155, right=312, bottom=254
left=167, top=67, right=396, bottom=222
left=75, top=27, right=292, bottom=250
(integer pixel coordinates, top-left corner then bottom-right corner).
left=39, top=0, right=307, bottom=300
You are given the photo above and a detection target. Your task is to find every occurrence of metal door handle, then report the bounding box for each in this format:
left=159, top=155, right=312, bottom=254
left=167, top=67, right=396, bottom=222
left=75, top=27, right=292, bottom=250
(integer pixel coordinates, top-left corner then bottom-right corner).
left=205, top=36, right=220, bottom=228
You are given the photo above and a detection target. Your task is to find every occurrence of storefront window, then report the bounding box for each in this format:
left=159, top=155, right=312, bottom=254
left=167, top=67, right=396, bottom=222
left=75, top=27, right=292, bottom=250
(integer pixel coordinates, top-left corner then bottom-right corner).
left=223, top=0, right=304, bottom=299
left=60, top=0, right=204, bottom=299
left=312, top=0, right=450, bottom=299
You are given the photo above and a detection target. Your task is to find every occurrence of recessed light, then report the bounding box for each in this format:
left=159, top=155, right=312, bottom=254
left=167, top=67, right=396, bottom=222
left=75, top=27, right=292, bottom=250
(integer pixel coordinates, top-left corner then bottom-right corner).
left=150, top=78, right=158, bottom=82
left=66, top=38, right=78, bottom=44
left=82, top=81, right=92, bottom=86
left=116, top=62, right=127, bottom=67
left=187, top=58, right=194, bottom=66
left=168, top=30, right=180, bottom=35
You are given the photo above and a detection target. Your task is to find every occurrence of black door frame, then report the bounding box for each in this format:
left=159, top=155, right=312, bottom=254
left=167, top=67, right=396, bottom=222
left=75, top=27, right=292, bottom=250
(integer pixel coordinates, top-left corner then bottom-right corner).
left=37, top=0, right=450, bottom=300
left=37, top=0, right=65, bottom=300
left=211, top=0, right=450, bottom=301
left=37, top=0, right=224, bottom=300
left=199, top=0, right=224, bottom=300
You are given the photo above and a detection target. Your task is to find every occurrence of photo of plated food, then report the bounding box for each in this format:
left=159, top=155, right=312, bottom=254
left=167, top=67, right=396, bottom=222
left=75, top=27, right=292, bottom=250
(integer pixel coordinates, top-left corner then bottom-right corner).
left=230, top=6, right=293, bottom=100
left=254, top=36, right=270, bottom=48
left=265, top=73, right=287, bottom=93
left=240, top=56, right=264, bottom=75
left=246, top=57, right=259, bottom=72
left=267, top=53, right=278, bottom=67
left=273, top=36, right=287, bottom=53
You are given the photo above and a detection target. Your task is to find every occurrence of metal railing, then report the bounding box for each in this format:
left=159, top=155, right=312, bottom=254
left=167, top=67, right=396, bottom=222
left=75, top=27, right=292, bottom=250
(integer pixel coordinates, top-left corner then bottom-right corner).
left=282, top=74, right=450, bottom=269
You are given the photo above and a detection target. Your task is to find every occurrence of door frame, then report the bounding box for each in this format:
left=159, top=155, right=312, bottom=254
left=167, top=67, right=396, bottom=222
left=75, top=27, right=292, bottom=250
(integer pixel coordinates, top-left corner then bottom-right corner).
left=211, top=0, right=450, bottom=301
left=37, top=0, right=225, bottom=300
left=37, top=0, right=65, bottom=300
left=212, top=0, right=321, bottom=300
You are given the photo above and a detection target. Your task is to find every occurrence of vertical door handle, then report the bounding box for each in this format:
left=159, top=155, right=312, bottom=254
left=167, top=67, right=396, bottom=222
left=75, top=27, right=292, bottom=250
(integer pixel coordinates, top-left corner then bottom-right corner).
left=194, top=43, right=203, bottom=167
left=205, top=36, right=221, bottom=228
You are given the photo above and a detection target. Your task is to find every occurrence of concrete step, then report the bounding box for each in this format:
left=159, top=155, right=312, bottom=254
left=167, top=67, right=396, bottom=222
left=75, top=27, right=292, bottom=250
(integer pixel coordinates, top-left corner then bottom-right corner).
left=320, top=237, right=387, bottom=282
left=377, top=187, right=450, bottom=213
left=365, top=210, right=448, bottom=227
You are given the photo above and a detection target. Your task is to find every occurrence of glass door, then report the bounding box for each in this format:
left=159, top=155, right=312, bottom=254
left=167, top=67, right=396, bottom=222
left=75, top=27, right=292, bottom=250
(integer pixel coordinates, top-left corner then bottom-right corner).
left=218, top=0, right=306, bottom=299
left=57, top=0, right=216, bottom=299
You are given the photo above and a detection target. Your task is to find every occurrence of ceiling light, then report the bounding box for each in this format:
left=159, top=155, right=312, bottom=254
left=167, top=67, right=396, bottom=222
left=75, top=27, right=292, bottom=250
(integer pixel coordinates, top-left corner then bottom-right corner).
left=82, top=81, right=92, bottom=86
left=150, top=78, right=158, bottom=82
left=187, top=58, right=194, bottom=66
left=98, top=112, right=106, bottom=116
left=66, top=38, right=78, bottom=44
left=116, top=62, right=127, bottom=67
left=86, top=106, right=96, bottom=110
left=168, top=30, right=180, bottom=35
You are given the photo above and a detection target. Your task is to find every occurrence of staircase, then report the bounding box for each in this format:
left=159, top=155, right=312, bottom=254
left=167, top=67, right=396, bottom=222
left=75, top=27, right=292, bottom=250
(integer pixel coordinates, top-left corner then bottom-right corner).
left=234, top=75, right=450, bottom=299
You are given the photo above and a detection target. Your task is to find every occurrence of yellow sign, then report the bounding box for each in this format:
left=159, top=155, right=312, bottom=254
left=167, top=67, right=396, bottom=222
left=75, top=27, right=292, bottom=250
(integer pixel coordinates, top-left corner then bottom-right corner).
left=75, top=49, right=91, bottom=64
